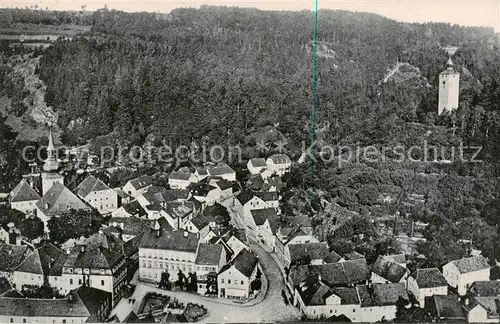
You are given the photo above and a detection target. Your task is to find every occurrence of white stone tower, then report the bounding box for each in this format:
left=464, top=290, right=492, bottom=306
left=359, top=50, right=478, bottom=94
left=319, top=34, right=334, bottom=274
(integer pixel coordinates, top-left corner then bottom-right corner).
left=438, top=56, right=460, bottom=115
left=41, top=129, right=64, bottom=195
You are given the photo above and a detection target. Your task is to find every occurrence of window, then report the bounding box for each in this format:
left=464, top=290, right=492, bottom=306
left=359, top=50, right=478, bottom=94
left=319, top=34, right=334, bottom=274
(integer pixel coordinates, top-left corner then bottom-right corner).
left=70, top=279, right=73, bottom=284
left=228, top=279, right=231, bottom=284
left=101, top=280, right=105, bottom=286
left=221, top=279, right=224, bottom=283
left=78, top=279, right=82, bottom=285
left=9, top=319, right=13, bottom=323
left=23, top=319, right=26, bottom=323
left=63, top=320, right=66, bottom=324
left=241, top=280, right=244, bottom=285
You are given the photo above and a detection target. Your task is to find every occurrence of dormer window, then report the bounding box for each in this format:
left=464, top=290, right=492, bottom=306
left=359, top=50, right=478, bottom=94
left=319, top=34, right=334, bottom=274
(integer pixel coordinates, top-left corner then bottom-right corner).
left=100, top=269, right=105, bottom=275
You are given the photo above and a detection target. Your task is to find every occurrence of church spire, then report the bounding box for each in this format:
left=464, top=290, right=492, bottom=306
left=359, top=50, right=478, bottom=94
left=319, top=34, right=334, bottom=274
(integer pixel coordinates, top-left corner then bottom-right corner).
left=43, top=129, right=59, bottom=172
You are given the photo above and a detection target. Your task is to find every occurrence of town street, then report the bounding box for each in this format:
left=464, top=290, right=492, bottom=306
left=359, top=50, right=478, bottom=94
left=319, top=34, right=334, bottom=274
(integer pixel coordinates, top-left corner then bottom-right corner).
left=110, top=242, right=300, bottom=323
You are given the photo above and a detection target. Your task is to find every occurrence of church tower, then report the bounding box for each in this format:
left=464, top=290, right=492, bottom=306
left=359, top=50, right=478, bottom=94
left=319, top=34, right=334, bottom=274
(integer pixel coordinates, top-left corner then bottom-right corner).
left=41, top=130, right=64, bottom=195
left=438, top=57, right=460, bottom=115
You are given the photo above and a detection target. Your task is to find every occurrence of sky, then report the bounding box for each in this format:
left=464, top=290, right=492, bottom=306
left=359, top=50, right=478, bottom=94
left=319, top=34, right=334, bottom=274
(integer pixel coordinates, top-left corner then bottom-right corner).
left=1, top=0, right=500, bottom=32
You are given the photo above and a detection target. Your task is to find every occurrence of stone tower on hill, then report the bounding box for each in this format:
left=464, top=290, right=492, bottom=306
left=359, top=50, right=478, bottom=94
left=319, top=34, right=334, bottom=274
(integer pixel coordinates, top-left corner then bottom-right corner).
left=438, top=57, right=460, bottom=115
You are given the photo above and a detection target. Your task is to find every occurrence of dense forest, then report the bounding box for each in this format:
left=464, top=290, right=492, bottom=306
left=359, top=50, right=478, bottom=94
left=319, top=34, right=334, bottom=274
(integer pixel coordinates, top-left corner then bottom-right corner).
left=1, top=7, right=500, bottom=267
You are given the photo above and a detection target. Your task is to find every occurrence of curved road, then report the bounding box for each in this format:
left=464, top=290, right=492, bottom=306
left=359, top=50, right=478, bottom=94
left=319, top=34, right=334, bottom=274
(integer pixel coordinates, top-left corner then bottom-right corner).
left=111, top=243, right=300, bottom=323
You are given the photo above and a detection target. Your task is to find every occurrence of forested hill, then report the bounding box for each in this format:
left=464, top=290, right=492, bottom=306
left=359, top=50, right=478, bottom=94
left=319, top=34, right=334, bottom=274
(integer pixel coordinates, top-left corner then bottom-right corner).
left=32, top=7, right=500, bottom=158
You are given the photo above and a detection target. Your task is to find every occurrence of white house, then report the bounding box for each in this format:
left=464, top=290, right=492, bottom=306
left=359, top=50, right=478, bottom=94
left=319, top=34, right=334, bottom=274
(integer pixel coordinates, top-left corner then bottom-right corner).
left=294, top=281, right=408, bottom=322
left=275, top=227, right=319, bottom=268
left=111, top=200, right=147, bottom=219
left=233, top=191, right=267, bottom=228
left=407, top=268, right=448, bottom=307
left=206, top=163, right=236, bottom=182
left=59, top=243, right=128, bottom=306
left=36, top=182, right=91, bottom=229
left=208, top=178, right=233, bottom=201
left=464, top=297, right=500, bottom=323
left=247, top=158, right=267, bottom=175
left=0, top=222, right=21, bottom=245
left=218, top=249, right=259, bottom=299
left=195, top=243, right=227, bottom=293
left=266, top=154, right=292, bottom=176
left=216, top=229, right=249, bottom=260
left=12, top=243, right=63, bottom=291
left=0, top=243, right=30, bottom=280
left=0, top=294, right=90, bottom=324
left=168, top=171, right=196, bottom=190
left=123, top=175, right=154, bottom=198
left=138, top=229, right=199, bottom=283
left=9, top=179, right=40, bottom=215
left=188, top=182, right=220, bottom=206
left=75, top=175, right=118, bottom=215
left=443, top=256, right=490, bottom=295
left=248, top=208, right=278, bottom=248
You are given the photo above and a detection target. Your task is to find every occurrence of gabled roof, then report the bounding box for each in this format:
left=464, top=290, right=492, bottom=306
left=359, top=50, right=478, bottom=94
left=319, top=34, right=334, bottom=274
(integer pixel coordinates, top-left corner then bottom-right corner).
left=288, top=242, right=330, bottom=265
left=128, top=175, right=154, bottom=190
left=169, top=171, right=192, bottom=181
left=220, top=249, right=258, bottom=277
left=464, top=297, right=500, bottom=319
left=123, top=217, right=151, bottom=236
left=343, top=251, right=365, bottom=260
left=254, top=191, right=278, bottom=202
left=249, top=158, right=266, bottom=168
left=290, top=259, right=369, bottom=288
left=36, top=182, right=90, bottom=217
left=297, top=279, right=333, bottom=306
left=122, top=200, right=147, bottom=217
left=14, top=243, right=63, bottom=275
left=139, top=229, right=199, bottom=252
left=371, top=255, right=408, bottom=283
left=385, top=253, right=406, bottom=264
left=356, top=283, right=408, bottom=307
left=469, top=281, right=500, bottom=297
left=432, top=295, right=466, bottom=320
left=267, top=154, right=291, bottom=164
left=250, top=208, right=277, bottom=226
left=75, top=175, right=112, bottom=198
left=64, top=244, right=123, bottom=270
left=0, top=243, right=30, bottom=272
left=73, top=286, right=111, bottom=322
left=410, top=268, right=447, bottom=288
left=9, top=179, right=40, bottom=202
left=236, top=190, right=258, bottom=205
left=247, top=174, right=265, bottom=191
left=214, top=178, right=233, bottom=191
left=195, top=244, right=223, bottom=266
left=158, top=190, right=190, bottom=202
left=206, top=163, right=235, bottom=176
left=449, top=256, right=490, bottom=274
left=188, top=182, right=217, bottom=197
left=114, top=189, right=131, bottom=199
left=0, top=295, right=90, bottom=317
left=123, top=234, right=143, bottom=258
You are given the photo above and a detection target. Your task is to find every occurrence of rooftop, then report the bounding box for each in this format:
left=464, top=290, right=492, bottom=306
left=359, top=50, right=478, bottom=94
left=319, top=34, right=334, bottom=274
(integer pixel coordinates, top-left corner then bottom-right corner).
left=9, top=179, right=40, bottom=203
left=140, top=229, right=199, bottom=252
left=449, top=255, right=490, bottom=274
left=128, top=175, right=154, bottom=190
left=195, top=244, right=224, bottom=266
left=0, top=295, right=90, bottom=318
left=75, top=175, right=111, bottom=198
left=36, top=182, right=90, bottom=217
left=410, top=268, right=448, bottom=288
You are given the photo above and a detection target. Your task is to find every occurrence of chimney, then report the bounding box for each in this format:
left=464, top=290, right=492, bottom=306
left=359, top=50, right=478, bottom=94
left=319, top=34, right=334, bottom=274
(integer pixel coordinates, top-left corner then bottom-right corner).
left=80, top=245, right=86, bottom=253
left=183, top=231, right=189, bottom=238
left=465, top=298, right=469, bottom=305
left=317, top=273, right=322, bottom=282
left=156, top=229, right=161, bottom=237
